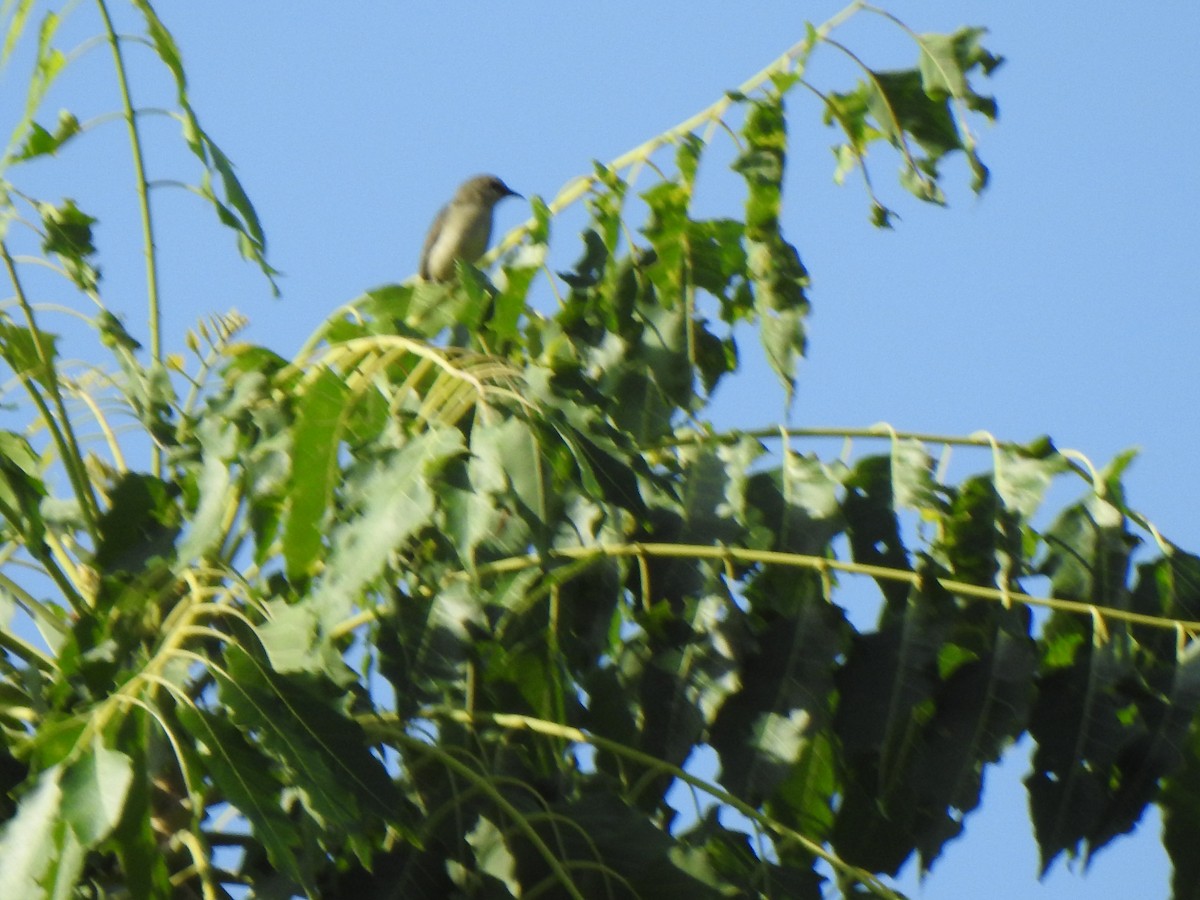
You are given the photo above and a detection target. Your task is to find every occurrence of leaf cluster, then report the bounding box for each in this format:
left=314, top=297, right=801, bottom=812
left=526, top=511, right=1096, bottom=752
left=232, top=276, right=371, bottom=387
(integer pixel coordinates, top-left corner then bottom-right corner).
left=0, top=3, right=1197, bottom=900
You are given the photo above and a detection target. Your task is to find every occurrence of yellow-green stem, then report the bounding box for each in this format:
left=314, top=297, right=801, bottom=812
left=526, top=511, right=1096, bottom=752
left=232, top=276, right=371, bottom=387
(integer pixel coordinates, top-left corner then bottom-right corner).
left=96, top=0, right=162, bottom=475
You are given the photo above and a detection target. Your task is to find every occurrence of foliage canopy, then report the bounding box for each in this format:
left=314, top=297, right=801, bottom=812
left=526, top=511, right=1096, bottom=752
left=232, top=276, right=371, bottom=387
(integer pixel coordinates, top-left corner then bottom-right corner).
left=0, top=3, right=1197, bottom=899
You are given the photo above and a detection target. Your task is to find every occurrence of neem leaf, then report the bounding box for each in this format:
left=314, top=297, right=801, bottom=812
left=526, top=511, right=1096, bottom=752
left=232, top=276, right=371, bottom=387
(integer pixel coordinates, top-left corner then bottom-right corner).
left=283, top=366, right=348, bottom=581
left=176, top=705, right=311, bottom=893
left=218, top=644, right=401, bottom=829
left=308, top=426, right=464, bottom=618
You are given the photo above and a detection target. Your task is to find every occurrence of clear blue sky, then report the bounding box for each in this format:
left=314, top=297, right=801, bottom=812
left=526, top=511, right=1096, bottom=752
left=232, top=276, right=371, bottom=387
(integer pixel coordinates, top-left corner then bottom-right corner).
left=7, top=3, right=1200, bottom=898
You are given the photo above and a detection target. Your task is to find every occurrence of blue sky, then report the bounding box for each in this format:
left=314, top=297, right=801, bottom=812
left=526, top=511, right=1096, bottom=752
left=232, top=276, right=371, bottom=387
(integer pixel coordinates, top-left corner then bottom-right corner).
left=6, top=2, right=1200, bottom=898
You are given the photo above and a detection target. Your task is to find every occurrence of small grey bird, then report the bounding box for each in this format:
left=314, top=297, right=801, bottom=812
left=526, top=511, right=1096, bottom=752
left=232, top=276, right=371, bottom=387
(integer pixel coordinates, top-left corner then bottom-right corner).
left=419, top=174, right=521, bottom=282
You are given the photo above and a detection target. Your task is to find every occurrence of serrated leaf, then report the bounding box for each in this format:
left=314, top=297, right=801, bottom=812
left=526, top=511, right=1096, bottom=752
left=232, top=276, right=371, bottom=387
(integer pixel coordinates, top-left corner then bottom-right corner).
left=641, top=180, right=690, bottom=291
left=125, top=0, right=277, bottom=291
left=711, top=594, right=844, bottom=804
left=308, top=426, right=463, bottom=618
left=890, top=438, right=938, bottom=512
left=218, top=644, right=401, bottom=832
left=1026, top=635, right=1145, bottom=872
left=470, top=415, right=547, bottom=522
left=916, top=27, right=1003, bottom=113
left=843, top=454, right=912, bottom=610
left=2, top=9, right=64, bottom=169
left=176, top=705, right=312, bottom=894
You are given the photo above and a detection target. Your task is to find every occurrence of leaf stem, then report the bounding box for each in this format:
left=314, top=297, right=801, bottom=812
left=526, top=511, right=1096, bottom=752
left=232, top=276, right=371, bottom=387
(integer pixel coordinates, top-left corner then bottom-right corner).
left=96, top=0, right=162, bottom=473
left=488, top=1, right=866, bottom=261
left=460, top=542, right=1200, bottom=636
left=0, top=241, right=100, bottom=537
left=429, top=708, right=906, bottom=900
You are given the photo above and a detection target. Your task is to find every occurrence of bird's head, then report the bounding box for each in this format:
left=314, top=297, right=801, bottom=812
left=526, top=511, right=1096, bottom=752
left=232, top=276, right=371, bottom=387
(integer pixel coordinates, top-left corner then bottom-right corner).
left=458, top=174, right=521, bottom=209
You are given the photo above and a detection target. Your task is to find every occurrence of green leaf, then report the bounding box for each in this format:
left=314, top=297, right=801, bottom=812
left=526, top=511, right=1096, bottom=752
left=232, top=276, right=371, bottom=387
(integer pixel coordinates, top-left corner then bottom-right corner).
left=0, top=0, right=36, bottom=72
left=218, top=644, right=402, bottom=835
left=843, top=454, right=912, bottom=611
left=732, top=95, right=811, bottom=400
left=1027, top=633, right=1147, bottom=872
left=750, top=234, right=810, bottom=401
left=59, top=741, right=133, bottom=845
left=735, top=96, right=787, bottom=237
left=300, top=426, right=463, bottom=625
left=641, top=179, right=690, bottom=292
left=0, top=432, right=47, bottom=552
left=176, top=415, right=236, bottom=565
left=688, top=218, right=748, bottom=309
left=1039, top=487, right=1135, bottom=606
left=1163, top=717, right=1200, bottom=900
left=283, top=366, right=348, bottom=580
left=890, top=438, right=939, bottom=513
left=512, top=793, right=726, bottom=899
left=466, top=816, right=520, bottom=895
left=909, top=624, right=1035, bottom=867
left=93, top=472, right=180, bottom=575
left=0, top=320, right=59, bottom=391
left=108, top=720, right=171, bottom=899
left=176, top=705, right=313, bottom=894
left=995, top=443, right=1066, bottom=519
left=832, top=575, right=957, bottom=873
left=38, top=198, right=98, bottom=292
left=916, top=26, right=1004, bottom=115
left=938, top=475, right=1005, bottom=585
left=1086, top=636, right=1200, bottom=859
left=0, top=763, right=70, bottom=900
left=0, top=741, right=132, bottom=900
left=711, top=591, right=845, bottom=804
left=129, top=0, right=278, bottom=291
left=128, top=0, right=186, bottom=95
left=470, top=415, right=547, bottom=524
left=558, top=228, right=609, bottom=290
left=15, top=109, right=79, bottom=161
left=2, top=9, right=65, bottom=170
left=678, top=809, right=824, bottom=898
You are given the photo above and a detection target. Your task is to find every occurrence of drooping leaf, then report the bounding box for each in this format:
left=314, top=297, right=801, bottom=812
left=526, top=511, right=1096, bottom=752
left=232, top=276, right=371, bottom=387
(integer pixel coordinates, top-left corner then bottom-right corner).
left=176, top=705, right=313, bottom=894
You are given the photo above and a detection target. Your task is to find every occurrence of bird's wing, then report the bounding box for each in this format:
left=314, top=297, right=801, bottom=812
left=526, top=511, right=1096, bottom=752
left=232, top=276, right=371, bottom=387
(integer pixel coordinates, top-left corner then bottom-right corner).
left=419, top=203, right=449, bottom=281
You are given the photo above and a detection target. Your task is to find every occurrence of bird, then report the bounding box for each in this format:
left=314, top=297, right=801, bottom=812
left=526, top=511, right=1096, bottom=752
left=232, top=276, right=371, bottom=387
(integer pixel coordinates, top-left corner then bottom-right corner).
left=419, top=174, right=521, bottom=282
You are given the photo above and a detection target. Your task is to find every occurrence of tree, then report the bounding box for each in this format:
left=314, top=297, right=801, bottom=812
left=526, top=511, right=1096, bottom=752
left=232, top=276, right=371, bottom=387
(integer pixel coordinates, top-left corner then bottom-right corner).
left=0, top=2, right=1196, bottom=898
